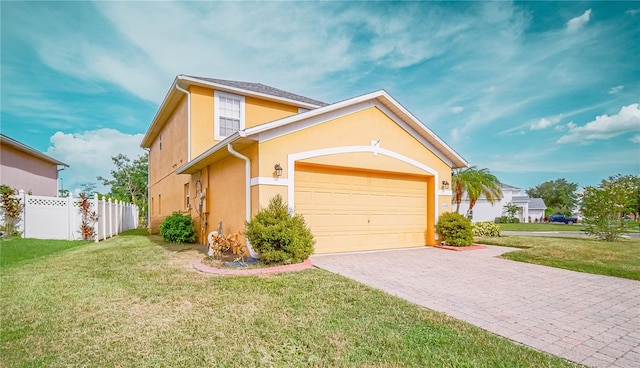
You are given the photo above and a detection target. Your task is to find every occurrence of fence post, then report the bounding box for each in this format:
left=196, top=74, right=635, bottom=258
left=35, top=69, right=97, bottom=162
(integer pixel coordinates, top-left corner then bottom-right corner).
left=102, top=197, right=106, bottom=241
left=93, top=195, right=99, bottom=243
left=18, top=190, right=26, bottom=237
left=116, top=200, right=121, bottom=234
left=67, top=193, right=74, bottom=241
left=108, top=198, right=113, bottom=239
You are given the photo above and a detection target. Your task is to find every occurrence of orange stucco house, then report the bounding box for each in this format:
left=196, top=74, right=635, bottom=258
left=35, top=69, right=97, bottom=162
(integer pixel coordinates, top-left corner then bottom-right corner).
left=142, top=75, right=467, bottom=254
left=1, top=134, right=68, bottom=196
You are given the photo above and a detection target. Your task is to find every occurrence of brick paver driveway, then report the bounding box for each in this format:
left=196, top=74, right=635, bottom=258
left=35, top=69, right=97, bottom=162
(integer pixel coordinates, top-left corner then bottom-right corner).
left=310, top=246, right=640, bottom=368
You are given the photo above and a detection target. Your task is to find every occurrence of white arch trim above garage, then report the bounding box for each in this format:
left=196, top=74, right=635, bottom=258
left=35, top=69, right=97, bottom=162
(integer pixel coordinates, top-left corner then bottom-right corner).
left=286, top=145, right=441, bottom=211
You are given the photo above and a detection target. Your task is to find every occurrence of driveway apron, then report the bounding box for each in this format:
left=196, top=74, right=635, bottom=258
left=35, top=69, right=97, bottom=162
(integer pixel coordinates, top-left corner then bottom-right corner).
left=310, top=246, right=640, bottom=368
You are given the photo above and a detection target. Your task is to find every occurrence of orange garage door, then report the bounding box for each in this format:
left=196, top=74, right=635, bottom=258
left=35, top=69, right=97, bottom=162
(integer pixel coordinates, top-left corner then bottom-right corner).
left=295, top=163, right=428, bottom=254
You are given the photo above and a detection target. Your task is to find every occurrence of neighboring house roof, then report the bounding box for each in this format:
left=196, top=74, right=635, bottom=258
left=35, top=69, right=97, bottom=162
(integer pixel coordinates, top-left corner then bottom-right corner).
left=176, top=89, right=469, bottom=174
left=187, top=76, right=328, bottom=107
left=0, top=134, right=68, bottom=167
left=512, top=195, right=530, bottom=203
left=529, top=198, right=547, bottom=210
left=500, top=183, right=521, bottom=191
left=141, top=75, right=327, bottom=148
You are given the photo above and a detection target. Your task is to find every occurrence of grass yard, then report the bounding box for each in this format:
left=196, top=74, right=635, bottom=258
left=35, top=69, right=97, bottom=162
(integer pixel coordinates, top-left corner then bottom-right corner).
left=477, top=236, right=640, bottom=280
left=0, top=237, right=91, bottom=270
left=498, top=222, right=586, bottom=232
left=0, top=233, right=579, bottom=367
left=498, top=222, right=639, bottom=233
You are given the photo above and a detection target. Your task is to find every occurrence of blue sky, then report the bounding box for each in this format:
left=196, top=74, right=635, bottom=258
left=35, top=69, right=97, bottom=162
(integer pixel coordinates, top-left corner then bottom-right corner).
left=2, top=1, right=639, bottom=195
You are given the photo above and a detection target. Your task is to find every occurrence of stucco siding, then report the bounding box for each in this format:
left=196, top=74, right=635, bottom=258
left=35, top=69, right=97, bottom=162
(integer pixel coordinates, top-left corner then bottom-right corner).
left=1, top=145, right=59, bottom=196
left=148, top=97, right=189, bottom=233
left=206, top=154, right=247, bottom=249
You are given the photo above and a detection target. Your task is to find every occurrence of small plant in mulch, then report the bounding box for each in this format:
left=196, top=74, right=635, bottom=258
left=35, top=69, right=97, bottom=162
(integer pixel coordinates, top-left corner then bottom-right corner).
left=245, top=194, right=314, bottom=264
left=0, top=185, right=23, bottom=239
left=78, top=193, right=98, bottom=240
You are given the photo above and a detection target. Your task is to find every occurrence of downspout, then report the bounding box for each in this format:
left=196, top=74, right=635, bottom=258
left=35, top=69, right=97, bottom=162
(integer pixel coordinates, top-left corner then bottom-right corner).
left=175, top=83, right=191, bottom=161
left=56, top=165, right=67, bottom=197
left=227, top=143, right=260, bottom=259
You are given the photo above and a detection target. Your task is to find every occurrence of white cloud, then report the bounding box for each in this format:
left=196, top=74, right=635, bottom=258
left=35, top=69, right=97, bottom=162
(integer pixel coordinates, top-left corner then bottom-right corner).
left=530, top=115, right=562, bottom=130
left=609, top=85, right=624, bottom=94
left=557, top=103, right=640, bottom=144
left=631, top=135, right=640, bottom=143
left=46, top=129, right=146, bottom=193
left=626, top=9, right=640, bottom=16
left=450, top=106, right=464, bottom=114
left=566, top=9, right=592, bottom=32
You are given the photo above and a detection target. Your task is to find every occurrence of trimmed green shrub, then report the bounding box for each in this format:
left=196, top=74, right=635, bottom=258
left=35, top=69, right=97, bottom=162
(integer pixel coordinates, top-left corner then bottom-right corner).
left=245, top=195, right=314, bottom=264
left=160, top=212, right=196, bottom=244
left=435, top=212, right=473, bottom=246
left=472, top=221, right=501, bottom=237
left=495, top=216, right=520, bottom=224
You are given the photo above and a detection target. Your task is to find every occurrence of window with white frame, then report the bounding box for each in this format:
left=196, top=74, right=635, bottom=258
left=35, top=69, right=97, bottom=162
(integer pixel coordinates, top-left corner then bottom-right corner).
left=214, top=91, right=245, bottom=140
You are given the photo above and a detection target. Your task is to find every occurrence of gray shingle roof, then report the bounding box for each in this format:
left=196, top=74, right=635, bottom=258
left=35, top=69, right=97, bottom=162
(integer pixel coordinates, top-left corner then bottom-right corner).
left=512, top=195, right=530, bottom=203
left=529, top=198, right=547, bottom=209
left=186, top=76, right=328, bottom=107
left=501, top=183, right=521, bottom=191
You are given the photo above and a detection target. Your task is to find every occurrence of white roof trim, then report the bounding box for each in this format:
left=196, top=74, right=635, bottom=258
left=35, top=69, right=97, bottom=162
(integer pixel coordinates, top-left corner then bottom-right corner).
left=177, top=75, right=323, bottom=110
left=176, top=89, right=469, bottom=174
left=0, top=134, right=68, bottom=167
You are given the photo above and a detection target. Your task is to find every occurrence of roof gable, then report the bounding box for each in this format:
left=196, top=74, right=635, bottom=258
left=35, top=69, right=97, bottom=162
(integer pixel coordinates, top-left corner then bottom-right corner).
left=141, top=75, right=327, bottom=148
left=177, top=90, right=468, bottom=174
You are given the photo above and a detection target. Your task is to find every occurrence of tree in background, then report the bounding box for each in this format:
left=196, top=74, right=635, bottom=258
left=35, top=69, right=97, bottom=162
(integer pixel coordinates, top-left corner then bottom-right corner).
left=78, top=182, right=97, bottom=198
left=581, top=174, right=640, bottom=242
left=97, top=153, right=148, bottom=218
left=526, top=178, right=578, bottom=215
left=452, top=166, right=502, bottom=216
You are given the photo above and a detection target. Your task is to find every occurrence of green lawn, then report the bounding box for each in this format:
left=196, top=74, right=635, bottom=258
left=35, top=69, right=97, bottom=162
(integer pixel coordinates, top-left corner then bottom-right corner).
left=498, top=222, right=586, bottom=232
left=0, top=237, right=91, bottom=270
left=477, top=236, right=640, bottom=280
left=498, top=222, right=639, bottom=233
left=0, top=233, right=579, bottom=367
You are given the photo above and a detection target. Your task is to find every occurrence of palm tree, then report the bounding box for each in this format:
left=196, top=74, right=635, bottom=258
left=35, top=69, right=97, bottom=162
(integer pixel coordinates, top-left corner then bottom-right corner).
left=452, top=166, right=502, bottom=216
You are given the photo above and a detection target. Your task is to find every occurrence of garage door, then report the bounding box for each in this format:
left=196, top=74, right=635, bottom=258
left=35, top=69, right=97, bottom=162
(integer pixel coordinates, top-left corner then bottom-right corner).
left=295, top=163, right=427, bottom=254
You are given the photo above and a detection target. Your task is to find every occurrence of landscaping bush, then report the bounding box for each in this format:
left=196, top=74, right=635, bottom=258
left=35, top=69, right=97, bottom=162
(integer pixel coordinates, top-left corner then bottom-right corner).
left=495, top=216, right=520, bottom=224
left=160, top=212, right=196, bottom=244
left=472, top=222, right=501, bottom=237
left=435, top=212, right=473, bottom=246
left=245, top=195, right=314, bottom=264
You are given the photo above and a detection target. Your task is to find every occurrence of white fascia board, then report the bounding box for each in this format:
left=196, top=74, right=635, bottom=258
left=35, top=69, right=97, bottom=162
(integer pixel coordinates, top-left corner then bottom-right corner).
left=254, top=101, right=374, bottom=143
left=377, top=91, right=468, bottom=168
left=243, top=90, right=389, bottom=139
left=177, top=75, right=321, bottom=110
left=175, top=131, right=248, bottom=174
left=374, top=102, right=455, bottom=168
left=0, top=135, right=68, bottom=167
left=141, top=77, right=180, bottom=148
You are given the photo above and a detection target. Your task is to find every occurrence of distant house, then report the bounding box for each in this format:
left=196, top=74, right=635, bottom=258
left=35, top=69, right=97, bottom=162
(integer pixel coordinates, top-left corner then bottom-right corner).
left=0, top=134, right=68, bottom=196
left=457, top=183, right=547, bottom=223
left=141, top=75, right=468, bottom=254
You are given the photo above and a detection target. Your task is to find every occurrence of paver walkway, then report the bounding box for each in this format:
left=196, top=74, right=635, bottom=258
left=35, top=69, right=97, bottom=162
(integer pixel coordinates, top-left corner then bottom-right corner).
left=310, top=246, right=640, bottom=368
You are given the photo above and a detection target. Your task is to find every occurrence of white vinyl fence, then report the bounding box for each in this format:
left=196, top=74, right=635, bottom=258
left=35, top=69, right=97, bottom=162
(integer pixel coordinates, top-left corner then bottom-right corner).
left=1, top=190, right=138, bottom=241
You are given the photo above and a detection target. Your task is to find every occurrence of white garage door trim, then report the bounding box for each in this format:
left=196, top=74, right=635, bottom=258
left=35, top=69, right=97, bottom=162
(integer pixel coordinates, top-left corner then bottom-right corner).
left=287, top=145, right=441, bottom=211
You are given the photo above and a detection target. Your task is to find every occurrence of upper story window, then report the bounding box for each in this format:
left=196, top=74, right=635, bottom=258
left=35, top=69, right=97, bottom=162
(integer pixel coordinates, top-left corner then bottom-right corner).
left=214, top=91, right=245, bottom=140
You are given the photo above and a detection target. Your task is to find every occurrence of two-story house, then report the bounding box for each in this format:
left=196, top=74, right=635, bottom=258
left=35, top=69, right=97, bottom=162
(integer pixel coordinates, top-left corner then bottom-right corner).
left=141, top=75, right=467, bottom=254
